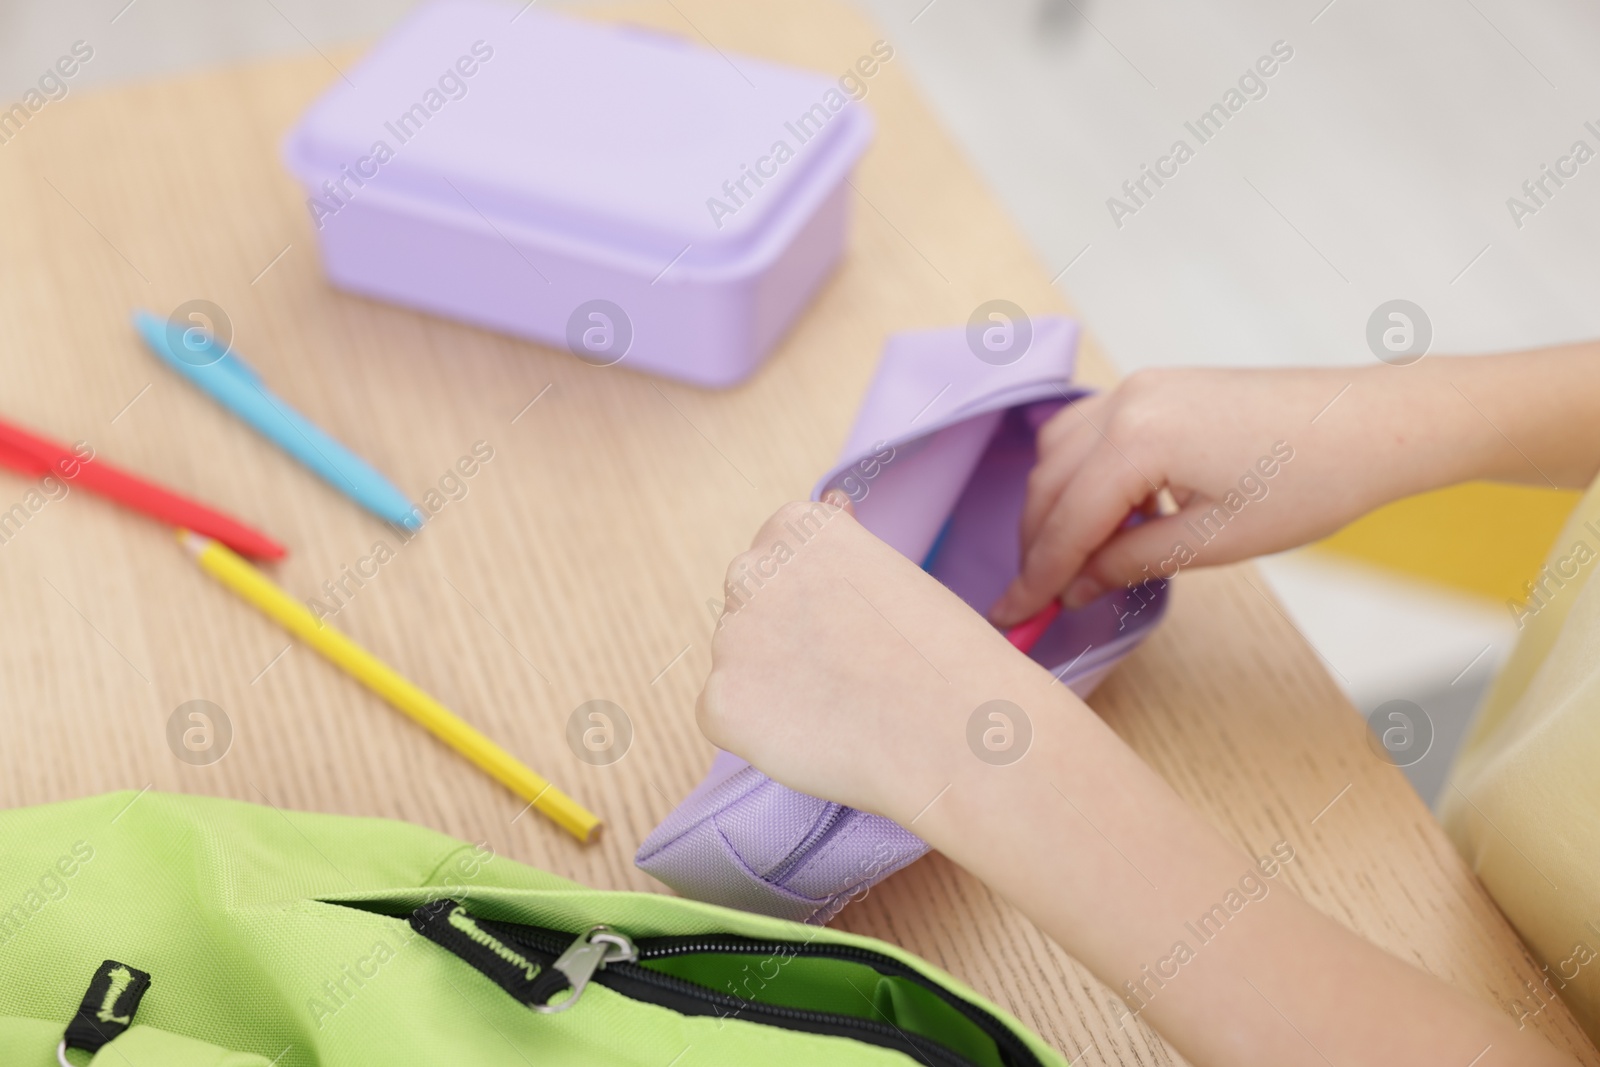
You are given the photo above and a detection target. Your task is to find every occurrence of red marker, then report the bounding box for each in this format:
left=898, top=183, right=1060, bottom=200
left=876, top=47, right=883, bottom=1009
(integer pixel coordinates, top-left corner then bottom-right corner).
left=1004, top=601, right=1062, bottom=655
left=0, top=418, right=287, bottom=560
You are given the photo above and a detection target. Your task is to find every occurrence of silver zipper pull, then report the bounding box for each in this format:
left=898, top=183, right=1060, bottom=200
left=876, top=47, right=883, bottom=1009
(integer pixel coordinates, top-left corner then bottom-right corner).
left=534, top=925, right=638, bottom=1013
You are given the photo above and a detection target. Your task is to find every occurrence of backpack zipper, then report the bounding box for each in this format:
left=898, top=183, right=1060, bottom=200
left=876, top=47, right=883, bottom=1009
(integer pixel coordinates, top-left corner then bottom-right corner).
left=478, top=916, right=1044, bottom=1067
left=531, top=924, right=638, bottom=1014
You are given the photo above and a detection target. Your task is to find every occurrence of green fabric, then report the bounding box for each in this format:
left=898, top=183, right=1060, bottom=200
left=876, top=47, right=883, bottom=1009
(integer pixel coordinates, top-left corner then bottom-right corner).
left=87, top=1026, right=279, bottom=1066
left=640, top=955, right=1006, bottom=1067
left=0, top=792, right=1067, bottom=1067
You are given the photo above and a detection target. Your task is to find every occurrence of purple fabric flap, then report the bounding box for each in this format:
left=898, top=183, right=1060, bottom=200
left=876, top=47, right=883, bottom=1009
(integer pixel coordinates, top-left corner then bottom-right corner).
left=637, top=317, right=1168, bottom=921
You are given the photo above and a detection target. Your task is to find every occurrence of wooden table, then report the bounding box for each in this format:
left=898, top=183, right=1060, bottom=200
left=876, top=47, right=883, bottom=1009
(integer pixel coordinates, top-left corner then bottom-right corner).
left=1, top=1, right=1591, bottom=1062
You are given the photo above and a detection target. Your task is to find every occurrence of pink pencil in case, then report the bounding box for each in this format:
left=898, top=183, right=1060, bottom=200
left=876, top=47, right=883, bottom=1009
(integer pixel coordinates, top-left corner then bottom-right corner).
left=1005, top=601, right=1063, bottom=655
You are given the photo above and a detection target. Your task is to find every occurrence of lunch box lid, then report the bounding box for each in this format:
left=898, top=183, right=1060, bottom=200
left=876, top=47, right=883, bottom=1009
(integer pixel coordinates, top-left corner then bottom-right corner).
left=282, top=0, right=874, bottom=275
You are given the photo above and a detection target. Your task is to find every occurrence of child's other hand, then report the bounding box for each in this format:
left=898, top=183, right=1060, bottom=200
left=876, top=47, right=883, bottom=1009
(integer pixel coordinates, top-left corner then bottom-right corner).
left=697, top=497, right=1039, bottom=823
left=990, top=367, right=1415, bottom=628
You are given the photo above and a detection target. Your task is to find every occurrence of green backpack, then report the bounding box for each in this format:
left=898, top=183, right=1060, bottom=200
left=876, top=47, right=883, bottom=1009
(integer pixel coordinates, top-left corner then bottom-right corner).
left=0, top=792, right=1067, bottom=1066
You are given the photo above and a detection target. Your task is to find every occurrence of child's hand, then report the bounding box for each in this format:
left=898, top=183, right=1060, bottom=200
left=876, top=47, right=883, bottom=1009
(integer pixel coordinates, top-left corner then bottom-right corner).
left=989, top=366, right=1444, bottom=627
left=697, top=496, right=1041, bottom=823
left=692, top=358, right=1593, bottom=1067
left=695, top=497, right=1579, bottom=1067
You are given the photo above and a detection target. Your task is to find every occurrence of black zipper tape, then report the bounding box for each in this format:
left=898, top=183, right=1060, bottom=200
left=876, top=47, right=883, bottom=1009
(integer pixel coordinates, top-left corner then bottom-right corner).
left=630, top=933, right=1042, bottom=1067
left=471, top=913, right=1046, bottom=1067
left=410, top=899, right=568, bottom=1006
left=593, top=962, right=983, bottom=1067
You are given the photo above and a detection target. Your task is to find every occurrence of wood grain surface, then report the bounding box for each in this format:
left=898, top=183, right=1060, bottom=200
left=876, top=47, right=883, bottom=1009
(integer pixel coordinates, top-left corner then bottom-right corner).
left=0, top=1, right=1591, bottom=1062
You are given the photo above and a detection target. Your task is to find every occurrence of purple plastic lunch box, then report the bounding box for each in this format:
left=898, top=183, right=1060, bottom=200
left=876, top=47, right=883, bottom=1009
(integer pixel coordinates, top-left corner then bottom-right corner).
left=282, top=0, right=874, bottom=387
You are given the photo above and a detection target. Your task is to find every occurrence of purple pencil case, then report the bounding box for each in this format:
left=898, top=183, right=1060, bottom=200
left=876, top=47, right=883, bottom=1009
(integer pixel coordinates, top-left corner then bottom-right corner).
left=282, top=0, right=874, bottom=387
left=637, top=317, right=1170, bottom=921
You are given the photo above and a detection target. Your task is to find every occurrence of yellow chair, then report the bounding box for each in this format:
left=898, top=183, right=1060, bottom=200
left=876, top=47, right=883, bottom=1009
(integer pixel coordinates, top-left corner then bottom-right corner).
left=1314, top=483, right=1582, bottom=608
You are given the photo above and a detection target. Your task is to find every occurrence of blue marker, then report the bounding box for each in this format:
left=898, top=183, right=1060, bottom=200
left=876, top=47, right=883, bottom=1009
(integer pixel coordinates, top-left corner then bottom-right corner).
left=133, top=310, right=421, bottom=530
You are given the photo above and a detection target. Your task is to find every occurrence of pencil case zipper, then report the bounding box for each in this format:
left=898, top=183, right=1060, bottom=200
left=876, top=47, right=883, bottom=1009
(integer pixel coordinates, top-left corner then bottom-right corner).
left=409, top=899, right=1044, bottom=1067
left=762, top=802, right=847, bottom=883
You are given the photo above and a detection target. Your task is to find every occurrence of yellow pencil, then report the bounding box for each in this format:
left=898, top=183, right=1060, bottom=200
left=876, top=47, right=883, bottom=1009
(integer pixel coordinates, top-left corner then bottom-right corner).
left=178, top=530, right=601, bottom=843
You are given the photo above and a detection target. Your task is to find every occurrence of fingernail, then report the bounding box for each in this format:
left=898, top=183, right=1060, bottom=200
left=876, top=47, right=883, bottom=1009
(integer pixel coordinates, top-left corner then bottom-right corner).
left=821, top=488, right=851, bottom=509
left=989, top=591, right=1022, bottom=628
left=1062, top=576, right=1101, bottom=609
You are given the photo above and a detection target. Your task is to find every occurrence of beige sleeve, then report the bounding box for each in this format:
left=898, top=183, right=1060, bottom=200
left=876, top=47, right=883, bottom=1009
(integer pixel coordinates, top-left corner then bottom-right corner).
left=1441, top=471, right=1600, bottom=1040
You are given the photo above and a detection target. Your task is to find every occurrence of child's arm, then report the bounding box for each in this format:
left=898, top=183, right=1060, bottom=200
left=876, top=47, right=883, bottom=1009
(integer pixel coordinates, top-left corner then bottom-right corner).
left=699, top=499, right=1579, bottom=1067
left=990, top=345, right=1600, bottom=627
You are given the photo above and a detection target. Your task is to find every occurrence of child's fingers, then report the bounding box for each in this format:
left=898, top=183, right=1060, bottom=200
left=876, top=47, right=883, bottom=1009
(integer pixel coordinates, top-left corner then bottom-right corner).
left=1019, top=431, right=1099, bottom=552
left=748, top=496, right=856, bottom=551
left=990, top=444, right=1157, bottom=626
left=1070, top=494, right=1284, bottom=603
left=821, top=488, right=857, bottom=516
left=1034, top=393, right=1107, bottom=451
left=1063, top=512, right=1197, bottom=605
left=1019, top=467, right=1063, bottom=560
left=1012, top=396, right=1120, bottom=568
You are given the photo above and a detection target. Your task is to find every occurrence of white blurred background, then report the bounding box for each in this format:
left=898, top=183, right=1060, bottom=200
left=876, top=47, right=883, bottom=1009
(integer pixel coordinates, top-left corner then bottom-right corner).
left=5, top=0, right=1596, bottom=805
